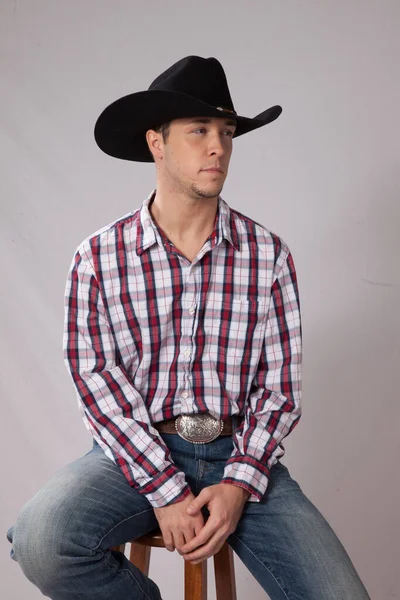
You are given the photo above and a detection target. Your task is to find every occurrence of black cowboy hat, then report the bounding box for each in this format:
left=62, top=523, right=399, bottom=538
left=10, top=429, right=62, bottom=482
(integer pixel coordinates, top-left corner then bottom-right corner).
left=94, top=55, right=282, bottom=162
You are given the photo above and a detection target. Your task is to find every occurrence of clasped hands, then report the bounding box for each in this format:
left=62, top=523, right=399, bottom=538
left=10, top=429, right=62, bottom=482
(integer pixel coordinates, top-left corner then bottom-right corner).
left=153, top=483, right=250, bottom=564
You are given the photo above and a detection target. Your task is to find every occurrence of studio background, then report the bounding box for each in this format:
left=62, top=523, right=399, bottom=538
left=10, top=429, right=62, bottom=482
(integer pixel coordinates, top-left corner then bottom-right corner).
left=1, top=1, right=399, bottom=599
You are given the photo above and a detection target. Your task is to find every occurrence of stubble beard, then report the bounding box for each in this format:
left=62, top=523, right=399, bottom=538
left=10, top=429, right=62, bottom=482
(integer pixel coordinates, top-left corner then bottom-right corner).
left=189, top=181, right=224, bottom=200
left=164, top=163, right=225, bottom=200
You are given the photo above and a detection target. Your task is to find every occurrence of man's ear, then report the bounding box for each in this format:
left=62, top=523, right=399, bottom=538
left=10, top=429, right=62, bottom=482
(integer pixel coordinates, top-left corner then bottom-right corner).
left=146, top=130, right=163, bottom=161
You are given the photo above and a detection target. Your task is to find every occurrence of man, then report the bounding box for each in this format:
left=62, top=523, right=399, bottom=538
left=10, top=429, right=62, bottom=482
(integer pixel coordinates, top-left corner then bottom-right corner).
left=7, top=55, right=370, bottom=599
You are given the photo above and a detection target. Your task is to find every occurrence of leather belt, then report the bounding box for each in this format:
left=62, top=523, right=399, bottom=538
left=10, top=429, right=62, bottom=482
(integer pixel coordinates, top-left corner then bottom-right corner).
left=154, top=413, right=240, bottom=444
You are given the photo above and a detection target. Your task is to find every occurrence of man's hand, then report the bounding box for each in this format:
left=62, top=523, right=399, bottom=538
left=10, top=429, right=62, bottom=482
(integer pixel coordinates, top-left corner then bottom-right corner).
left=153, top=491, right=205, bottom=555
left=180, top=483, right=250, bottom=564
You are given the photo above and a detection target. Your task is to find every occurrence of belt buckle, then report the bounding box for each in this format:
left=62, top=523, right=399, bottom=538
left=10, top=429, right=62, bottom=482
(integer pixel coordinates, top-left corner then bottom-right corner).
left=175, top=413, right=224, bottom=444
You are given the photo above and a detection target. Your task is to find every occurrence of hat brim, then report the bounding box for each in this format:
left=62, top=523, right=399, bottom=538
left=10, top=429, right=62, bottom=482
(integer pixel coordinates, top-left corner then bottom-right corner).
left=94, top=89, right=282, bottom=162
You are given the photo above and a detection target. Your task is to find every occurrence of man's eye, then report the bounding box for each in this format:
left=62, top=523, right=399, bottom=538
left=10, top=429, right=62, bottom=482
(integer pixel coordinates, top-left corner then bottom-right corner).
left=192, top=128, right=234, bottom=136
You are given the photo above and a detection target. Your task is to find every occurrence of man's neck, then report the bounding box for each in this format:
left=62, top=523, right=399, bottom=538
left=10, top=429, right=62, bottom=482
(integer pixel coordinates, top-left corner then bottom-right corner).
left=149, top=188, right=219, bottom=242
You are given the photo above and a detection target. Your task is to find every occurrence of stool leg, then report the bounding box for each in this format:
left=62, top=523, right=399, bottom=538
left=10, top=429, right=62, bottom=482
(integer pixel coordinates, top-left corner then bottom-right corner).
left=129, top=541, right=151, bottom=576
left=111, top=543, right=126, bottom=554
left=185, top=559, right=207, bottom=600
left=214, top=543, right=237, bottom=600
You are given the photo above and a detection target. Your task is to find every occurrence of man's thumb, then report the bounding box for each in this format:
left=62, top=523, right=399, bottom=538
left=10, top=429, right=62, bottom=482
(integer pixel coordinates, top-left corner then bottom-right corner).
left=186, top=489, right=208, bottom=513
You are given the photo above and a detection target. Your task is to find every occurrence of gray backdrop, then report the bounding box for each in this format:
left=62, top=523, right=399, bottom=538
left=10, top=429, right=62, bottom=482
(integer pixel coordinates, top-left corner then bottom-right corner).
left=1, top=1, right=399, bottom=599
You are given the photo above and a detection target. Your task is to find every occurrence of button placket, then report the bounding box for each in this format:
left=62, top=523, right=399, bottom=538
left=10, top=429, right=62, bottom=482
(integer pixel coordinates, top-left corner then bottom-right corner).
left=179, top=265, right=197, bottom=405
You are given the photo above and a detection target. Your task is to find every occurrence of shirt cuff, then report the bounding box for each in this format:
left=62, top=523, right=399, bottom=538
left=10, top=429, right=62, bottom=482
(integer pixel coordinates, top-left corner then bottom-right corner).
left=138, top=463, right=192, bottom=508
left=221, top=455, right=271, bottom=502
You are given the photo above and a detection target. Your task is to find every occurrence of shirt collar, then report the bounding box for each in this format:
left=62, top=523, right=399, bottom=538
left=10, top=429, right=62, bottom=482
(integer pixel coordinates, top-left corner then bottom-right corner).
left=136, top=189, right=240, bottom=256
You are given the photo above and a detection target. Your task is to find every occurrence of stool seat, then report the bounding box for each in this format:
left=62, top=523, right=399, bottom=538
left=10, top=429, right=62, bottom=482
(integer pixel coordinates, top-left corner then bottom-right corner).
left=111, top=526, right=237, bottom=600
left=135, top=528, right=165, bottom=548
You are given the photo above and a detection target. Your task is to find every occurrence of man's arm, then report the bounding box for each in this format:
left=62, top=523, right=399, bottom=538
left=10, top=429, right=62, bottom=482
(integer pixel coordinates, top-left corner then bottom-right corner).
left=221, top=243, right=302, bottom=501
left=63, top=240, right=191, bottom=508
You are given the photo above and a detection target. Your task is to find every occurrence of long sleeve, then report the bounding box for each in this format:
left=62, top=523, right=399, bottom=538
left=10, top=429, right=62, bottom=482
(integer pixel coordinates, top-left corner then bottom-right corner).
left=63, top=241, right=191, bottom=508
left=221, top=248, right=302, bottom=501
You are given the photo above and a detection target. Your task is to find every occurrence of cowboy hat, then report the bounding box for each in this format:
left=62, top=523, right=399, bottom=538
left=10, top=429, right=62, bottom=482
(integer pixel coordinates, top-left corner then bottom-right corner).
left=94, top=55, right=282, bottom=162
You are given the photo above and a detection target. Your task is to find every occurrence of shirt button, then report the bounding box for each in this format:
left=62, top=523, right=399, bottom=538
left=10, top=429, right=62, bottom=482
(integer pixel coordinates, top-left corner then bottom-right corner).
left=188, top=307, right=195, bottom=315
left=184, top=350, right=190, bottom=358
left=181, top=391, right=189, bottom=399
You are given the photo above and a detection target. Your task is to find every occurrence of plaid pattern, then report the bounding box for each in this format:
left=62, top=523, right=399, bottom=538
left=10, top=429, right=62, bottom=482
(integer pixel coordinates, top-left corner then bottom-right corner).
left=63, top=189, right=302, bottom=508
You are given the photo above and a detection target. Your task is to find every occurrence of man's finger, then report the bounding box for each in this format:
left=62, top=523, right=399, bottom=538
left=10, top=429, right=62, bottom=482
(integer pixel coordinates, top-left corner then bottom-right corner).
left=173, top=530, right=185, bottom=554
left=194, top=521, right=203, bottom=537
left=186, top=488, right=211, bottom=514
left=182, top=526, right=196, bottom=546
left=185, top=530, right=226, bottom=563
left=180, top=516, right=220, bottom=553
left=162, top=529, right=175, bottom=552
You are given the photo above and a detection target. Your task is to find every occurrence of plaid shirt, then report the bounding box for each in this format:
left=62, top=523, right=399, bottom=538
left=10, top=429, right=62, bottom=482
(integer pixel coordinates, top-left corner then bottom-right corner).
left=63, top=190, right=302, bottom=508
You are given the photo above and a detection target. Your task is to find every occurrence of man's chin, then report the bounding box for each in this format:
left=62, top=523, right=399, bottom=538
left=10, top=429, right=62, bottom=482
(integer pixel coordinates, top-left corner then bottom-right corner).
left=190, top=183, right=224, bottom=199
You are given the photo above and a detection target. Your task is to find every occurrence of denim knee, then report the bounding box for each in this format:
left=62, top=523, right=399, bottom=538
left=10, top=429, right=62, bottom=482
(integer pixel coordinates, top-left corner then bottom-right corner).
left=9, top=491, right=85, bottom=594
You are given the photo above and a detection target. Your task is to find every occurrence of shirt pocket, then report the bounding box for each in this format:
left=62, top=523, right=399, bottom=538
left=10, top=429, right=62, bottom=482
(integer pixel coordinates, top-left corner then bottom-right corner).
left=201, top=297, right=268, bottom=368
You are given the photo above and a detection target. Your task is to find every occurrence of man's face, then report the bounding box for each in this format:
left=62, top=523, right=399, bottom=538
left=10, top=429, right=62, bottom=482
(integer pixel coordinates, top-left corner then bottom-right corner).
left=153, top=116, right=236, bottom=200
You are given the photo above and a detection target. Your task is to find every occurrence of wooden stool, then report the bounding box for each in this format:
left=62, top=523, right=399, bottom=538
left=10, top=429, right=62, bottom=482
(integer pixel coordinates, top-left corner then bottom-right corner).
left=111, top=527, right=237, bottom=600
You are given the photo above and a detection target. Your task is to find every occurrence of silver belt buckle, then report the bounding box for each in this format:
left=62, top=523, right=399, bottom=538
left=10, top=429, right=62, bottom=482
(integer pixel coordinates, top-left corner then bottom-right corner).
left=175, top=413, right=224, bottom=444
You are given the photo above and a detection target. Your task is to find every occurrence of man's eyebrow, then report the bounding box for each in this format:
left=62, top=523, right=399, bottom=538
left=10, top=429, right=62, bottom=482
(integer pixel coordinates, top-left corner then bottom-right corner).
left=188, top=118, right=237, bottom=127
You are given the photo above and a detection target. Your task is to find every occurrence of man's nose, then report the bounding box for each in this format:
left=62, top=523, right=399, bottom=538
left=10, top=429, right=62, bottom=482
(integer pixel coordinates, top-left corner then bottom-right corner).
left=208, top=133, right=226, bottom=156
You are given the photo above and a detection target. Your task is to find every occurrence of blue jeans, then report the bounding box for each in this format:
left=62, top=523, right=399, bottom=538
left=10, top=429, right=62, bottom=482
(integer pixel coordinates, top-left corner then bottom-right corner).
left=7, top=429, right=370, bottom=599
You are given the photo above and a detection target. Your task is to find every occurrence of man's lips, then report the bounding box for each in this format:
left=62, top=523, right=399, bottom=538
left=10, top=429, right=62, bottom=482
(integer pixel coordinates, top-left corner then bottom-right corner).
left=202, top=168, right=223, bottom=173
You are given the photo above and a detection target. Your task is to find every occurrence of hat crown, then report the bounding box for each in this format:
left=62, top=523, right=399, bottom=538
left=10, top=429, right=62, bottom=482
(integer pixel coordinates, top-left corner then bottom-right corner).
left=149, top=55, right=235, bottom=113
